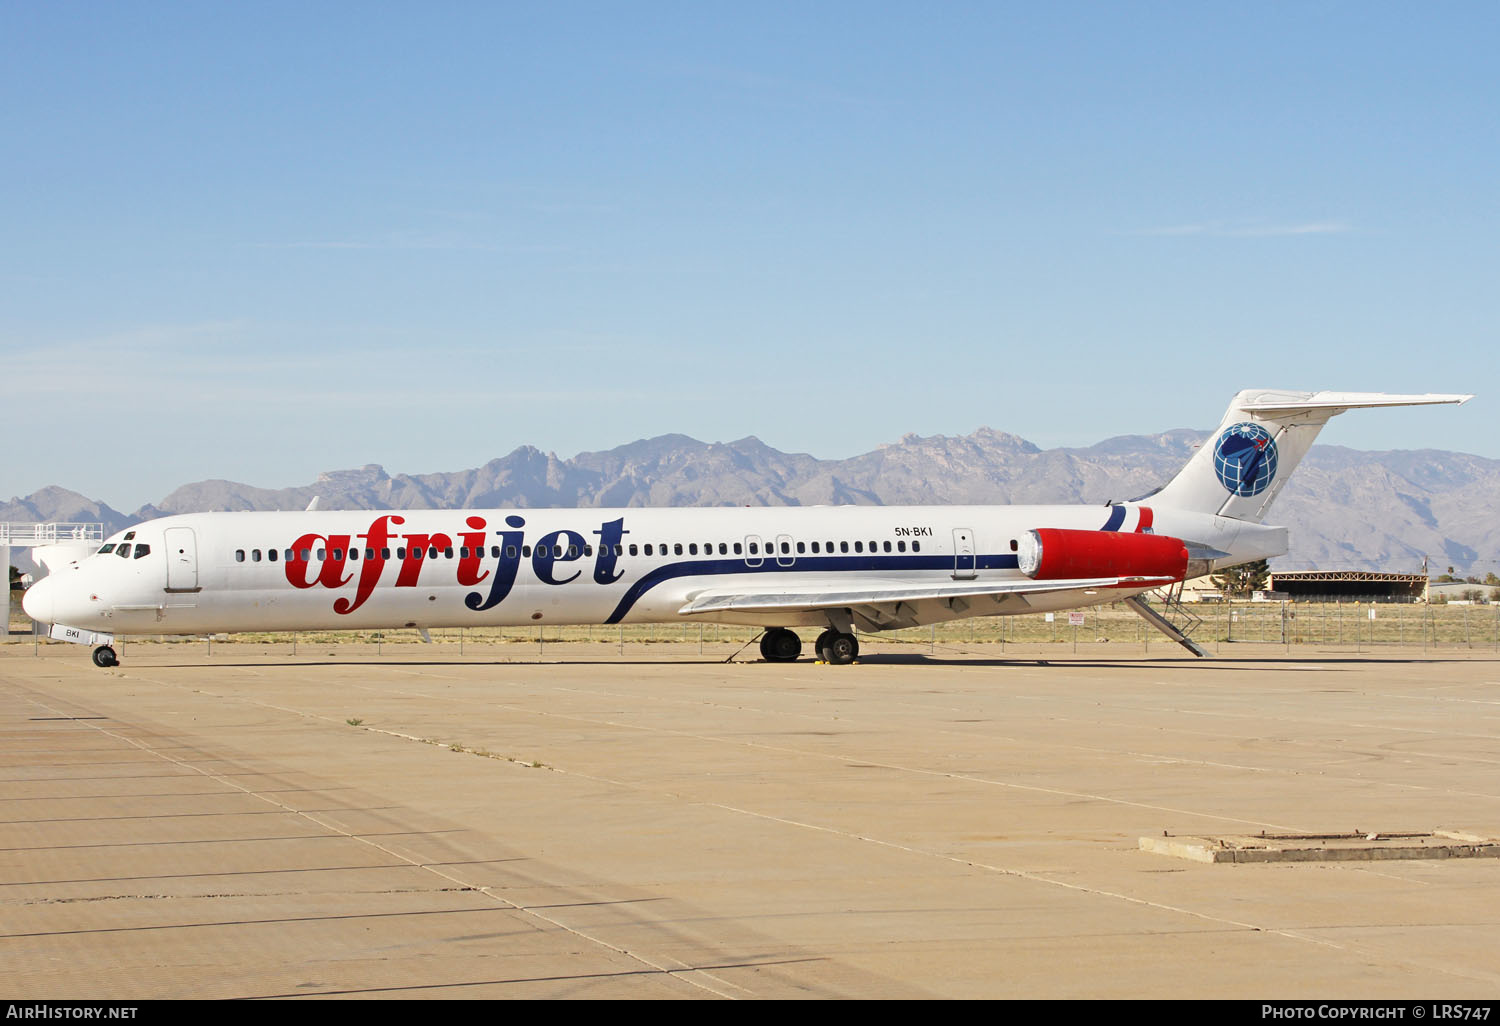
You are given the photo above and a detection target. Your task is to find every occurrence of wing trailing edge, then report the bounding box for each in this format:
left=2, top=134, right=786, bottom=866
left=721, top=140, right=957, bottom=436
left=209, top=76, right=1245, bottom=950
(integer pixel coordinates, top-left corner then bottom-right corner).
left=679, top=574, right=1176, bottom=619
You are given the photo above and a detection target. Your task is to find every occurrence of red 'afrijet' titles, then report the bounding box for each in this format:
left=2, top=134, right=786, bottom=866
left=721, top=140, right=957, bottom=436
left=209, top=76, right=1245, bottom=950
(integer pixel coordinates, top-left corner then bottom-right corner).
left=283, top=514, right=630, bottom=615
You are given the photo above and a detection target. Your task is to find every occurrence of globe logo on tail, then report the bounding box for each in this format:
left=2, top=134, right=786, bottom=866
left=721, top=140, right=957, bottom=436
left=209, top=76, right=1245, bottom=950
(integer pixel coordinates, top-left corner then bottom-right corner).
left=1213, top=423, right=1278, bottom=497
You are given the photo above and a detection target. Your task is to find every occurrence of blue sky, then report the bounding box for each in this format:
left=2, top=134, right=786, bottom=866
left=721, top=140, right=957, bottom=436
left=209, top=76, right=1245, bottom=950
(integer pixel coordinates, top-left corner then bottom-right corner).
left=3, top=2, right=1494, bottom=511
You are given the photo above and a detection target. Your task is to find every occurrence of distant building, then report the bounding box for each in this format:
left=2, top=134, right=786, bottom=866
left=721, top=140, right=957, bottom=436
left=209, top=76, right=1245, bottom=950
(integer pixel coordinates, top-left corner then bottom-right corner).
left=1425, top=582, right=1495, bottom=604
left=1269, top=571, right=1427, bottom=602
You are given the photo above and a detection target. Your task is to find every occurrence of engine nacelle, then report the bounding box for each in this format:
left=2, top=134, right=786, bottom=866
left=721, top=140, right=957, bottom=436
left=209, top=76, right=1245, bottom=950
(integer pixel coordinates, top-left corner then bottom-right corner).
left=1017, top=528, right=1190, bottom=583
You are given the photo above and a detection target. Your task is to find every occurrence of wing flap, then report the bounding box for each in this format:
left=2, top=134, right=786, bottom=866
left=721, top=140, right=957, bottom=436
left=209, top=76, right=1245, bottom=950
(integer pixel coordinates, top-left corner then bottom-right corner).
left=679, top=575, right=1176, bottom=616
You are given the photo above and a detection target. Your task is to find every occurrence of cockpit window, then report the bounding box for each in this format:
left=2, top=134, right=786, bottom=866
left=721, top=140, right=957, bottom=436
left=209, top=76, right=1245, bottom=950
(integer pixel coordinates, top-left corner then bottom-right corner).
left=123, top=531, right=136, bottom=541
left=134, top=544, right=150, bottom=559
left=116, top=544, right=131, bottom=559
left=98, top=543, right=116, bottom=555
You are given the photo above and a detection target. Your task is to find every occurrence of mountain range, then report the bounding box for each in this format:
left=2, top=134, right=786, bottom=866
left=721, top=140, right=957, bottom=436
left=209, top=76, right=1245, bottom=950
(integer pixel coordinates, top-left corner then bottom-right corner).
left=5, top=428, right=1496, bottom=575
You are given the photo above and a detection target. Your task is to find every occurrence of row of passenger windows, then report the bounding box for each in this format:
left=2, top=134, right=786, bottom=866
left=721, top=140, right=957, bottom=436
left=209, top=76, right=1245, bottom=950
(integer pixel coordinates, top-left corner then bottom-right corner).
left=234, top=538, right=924, bottom=563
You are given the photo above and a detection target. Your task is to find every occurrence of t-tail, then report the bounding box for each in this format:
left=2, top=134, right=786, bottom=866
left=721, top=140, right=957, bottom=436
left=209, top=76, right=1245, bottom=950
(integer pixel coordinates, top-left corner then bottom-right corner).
left=1152, top=389, right=1473, bottom=523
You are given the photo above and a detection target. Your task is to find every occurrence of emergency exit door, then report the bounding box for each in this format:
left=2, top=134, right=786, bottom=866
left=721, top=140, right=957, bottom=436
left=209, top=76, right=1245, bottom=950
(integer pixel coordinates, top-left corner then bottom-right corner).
left=952, top=528, right=976, bottom=580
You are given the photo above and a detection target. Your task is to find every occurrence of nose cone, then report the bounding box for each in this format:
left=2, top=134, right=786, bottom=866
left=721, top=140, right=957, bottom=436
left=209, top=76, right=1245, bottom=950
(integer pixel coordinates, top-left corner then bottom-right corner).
left=21, top=576, right=54, bottom=625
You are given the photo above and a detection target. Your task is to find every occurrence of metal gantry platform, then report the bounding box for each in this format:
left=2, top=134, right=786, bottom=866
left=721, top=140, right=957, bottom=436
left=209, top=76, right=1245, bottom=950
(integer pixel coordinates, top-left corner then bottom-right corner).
left=4, top=522, right=104, bottom=637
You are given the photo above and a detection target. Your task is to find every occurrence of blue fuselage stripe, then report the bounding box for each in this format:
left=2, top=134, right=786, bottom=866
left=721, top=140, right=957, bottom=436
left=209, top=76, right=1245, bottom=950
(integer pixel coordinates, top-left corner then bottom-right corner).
left=604, top=553, right=1022, bottom=623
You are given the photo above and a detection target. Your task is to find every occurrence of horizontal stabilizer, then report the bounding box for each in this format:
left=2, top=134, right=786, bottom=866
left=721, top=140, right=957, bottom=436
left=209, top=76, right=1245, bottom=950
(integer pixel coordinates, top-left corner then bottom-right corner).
left=1236, top=391, right=1472, bottom=413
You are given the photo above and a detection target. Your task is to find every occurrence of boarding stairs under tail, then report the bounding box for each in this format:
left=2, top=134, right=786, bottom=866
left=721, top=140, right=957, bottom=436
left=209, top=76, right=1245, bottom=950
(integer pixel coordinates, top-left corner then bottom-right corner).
left=1123, top=581, right=1211, bottom=657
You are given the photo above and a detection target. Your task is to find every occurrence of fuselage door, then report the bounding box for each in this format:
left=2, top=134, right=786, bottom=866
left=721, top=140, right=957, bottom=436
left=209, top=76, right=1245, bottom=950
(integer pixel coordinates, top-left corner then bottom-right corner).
left=164, top=527, right=201, bottom=593
left=952, top=528, right=977, bottom=580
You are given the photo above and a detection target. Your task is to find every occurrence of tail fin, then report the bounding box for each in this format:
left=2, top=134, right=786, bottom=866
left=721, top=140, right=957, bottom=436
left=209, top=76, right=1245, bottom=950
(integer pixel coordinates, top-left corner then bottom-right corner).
left=1152, top=389, right=1471, bottom=523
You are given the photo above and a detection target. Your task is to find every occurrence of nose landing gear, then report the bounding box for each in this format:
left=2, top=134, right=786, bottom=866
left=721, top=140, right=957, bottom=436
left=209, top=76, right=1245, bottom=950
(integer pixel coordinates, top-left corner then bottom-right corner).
left=91, top=646, right=118, bottom=668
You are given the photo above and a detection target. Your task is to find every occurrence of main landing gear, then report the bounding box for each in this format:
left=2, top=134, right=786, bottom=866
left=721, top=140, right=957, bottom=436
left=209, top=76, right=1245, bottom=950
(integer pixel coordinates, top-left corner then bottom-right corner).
left=814, top=629, right=859, bottom=666
left=760, top=628, right=802, bottom=662
left=91, top=646, right=118, bottom=668
left=758, top=627, right=860, bottom=665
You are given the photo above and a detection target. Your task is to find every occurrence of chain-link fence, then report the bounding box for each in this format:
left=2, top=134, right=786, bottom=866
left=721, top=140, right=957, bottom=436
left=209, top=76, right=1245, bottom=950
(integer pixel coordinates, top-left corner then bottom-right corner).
left=874, top=598, right=1500, bottom=650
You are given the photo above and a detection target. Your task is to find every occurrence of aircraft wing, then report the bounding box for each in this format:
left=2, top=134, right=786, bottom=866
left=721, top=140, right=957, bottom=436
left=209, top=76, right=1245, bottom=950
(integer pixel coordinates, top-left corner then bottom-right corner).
left=679, top=574, right=1176, bottom=621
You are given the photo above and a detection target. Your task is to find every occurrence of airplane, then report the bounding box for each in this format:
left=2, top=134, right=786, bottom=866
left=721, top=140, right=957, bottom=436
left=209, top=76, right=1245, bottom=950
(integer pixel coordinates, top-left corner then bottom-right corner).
left=22, top=389, right=1472, bottom=669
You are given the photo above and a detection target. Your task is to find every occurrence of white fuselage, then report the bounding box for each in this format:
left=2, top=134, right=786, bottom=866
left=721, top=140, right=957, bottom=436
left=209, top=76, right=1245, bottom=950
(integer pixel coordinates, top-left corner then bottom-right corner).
left=23, top=502, right=1280, bottom=637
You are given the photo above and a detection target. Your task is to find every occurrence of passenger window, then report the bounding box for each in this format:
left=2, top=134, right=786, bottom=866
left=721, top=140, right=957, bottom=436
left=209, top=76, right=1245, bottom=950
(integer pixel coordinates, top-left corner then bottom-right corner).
left=300, top=549, right=312, bottom=561
left=380, top=548, right=390, bottom=559
left=348, top=548, right=358, bottom=561
left=883, top=541, right=892, bottom=553
left=1010, top=539, right=1018, bottom=551
left=796, top=542, right=805, bottom=554
left=629, top=544, right=639, bottom=556
left=840, top=541, right=849, bottom=553
left=644, top=544, right=653, bottom=556
left=316, top=549, right=326, bottom=561
left=567, top=545, right=579, bottom=558
left=689, top=543, right=698, bottom=555
left=674, top=543, right=683, bottom=555
left=443, top=547, right=453, bottom=558
left=854, top=541, right=863, bottom=553
left=718, top=543, right=727, bottom=555
left=897, top=540, right=906, bottom=552
left=913, top=541, right=920, bottom=552
left=505, top=545, right=517, bottom=558
left=269, top=549, right=279, bottom=562
left=235, top=550, right=245, bottom=562
left=522, top=545, right=532, bottom=557
left=332, top=548, right=344, bottom=560
left=749, top=542, right=758, bottom=555
left=733, top=542, right=742, bottom=555
left=252, top=549, right=262, bottom=562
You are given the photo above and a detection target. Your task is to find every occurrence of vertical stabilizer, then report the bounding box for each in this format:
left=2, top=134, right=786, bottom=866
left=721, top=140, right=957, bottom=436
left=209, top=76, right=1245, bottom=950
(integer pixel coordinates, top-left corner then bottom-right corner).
left=1152, top=390, right=1472, bottom=523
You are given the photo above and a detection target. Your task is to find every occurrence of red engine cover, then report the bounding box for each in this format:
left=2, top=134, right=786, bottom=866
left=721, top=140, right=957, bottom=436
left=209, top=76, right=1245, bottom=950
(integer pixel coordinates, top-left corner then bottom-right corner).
left=1018, top=529, right=1189, bottom=583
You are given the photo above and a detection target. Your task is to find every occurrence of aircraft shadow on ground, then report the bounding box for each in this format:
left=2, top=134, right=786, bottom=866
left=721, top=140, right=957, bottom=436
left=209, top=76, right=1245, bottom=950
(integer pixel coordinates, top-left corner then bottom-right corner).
left=111, top=653, right=1500, bottom=671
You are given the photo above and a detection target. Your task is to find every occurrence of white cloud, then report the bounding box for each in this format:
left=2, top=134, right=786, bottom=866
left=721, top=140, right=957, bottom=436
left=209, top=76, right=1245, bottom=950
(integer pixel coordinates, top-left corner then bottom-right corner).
left=1136, top=220, right=1354, bottom=238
